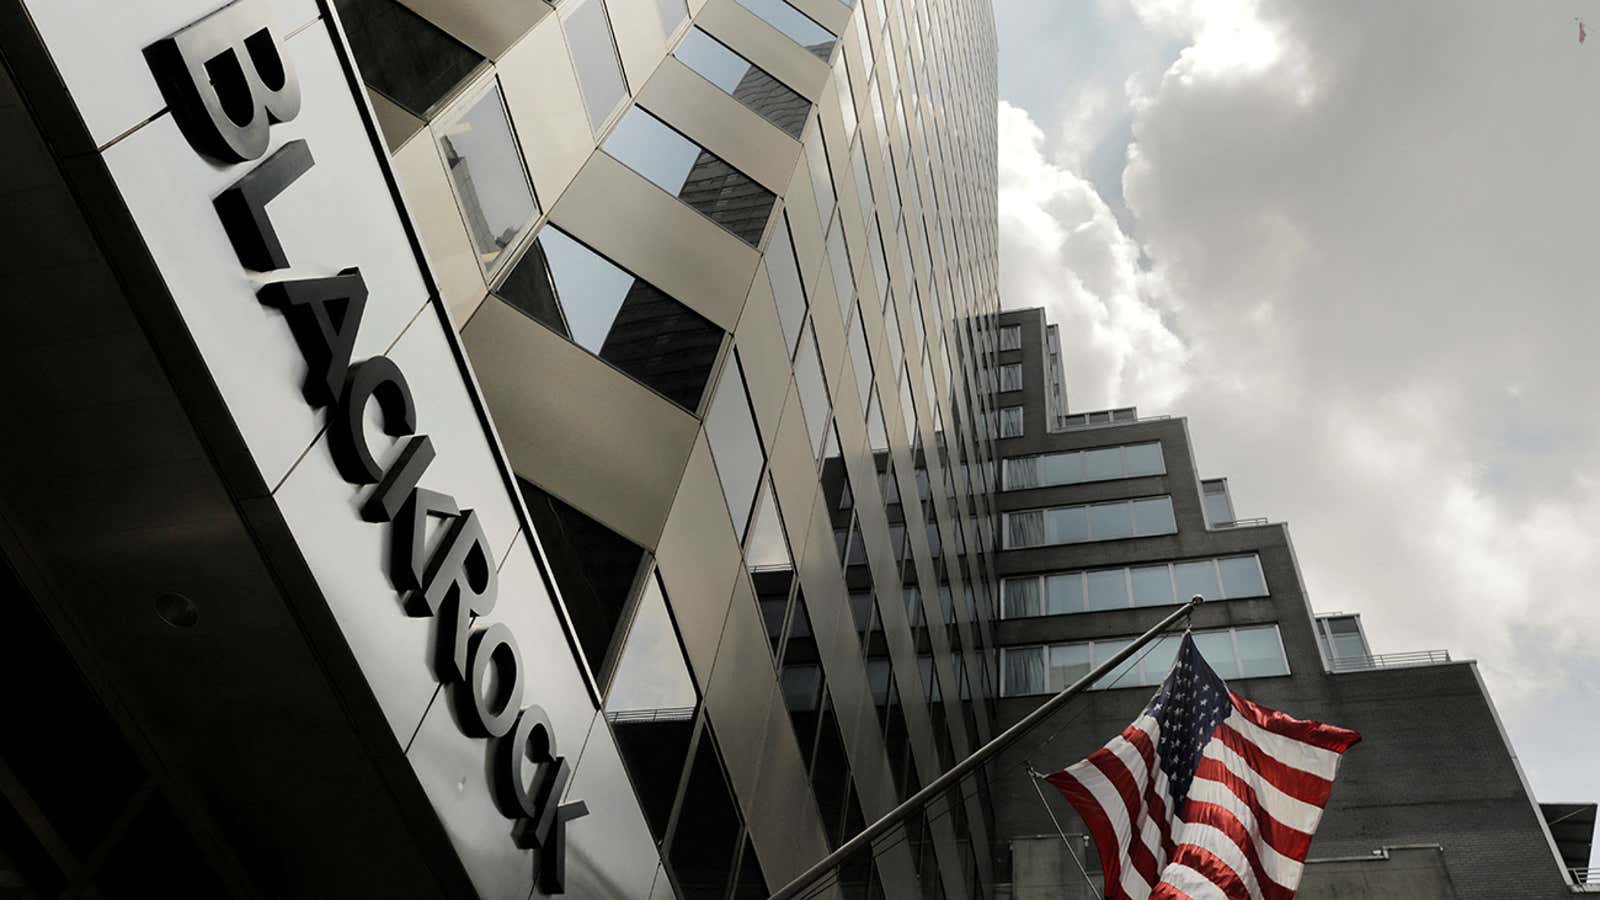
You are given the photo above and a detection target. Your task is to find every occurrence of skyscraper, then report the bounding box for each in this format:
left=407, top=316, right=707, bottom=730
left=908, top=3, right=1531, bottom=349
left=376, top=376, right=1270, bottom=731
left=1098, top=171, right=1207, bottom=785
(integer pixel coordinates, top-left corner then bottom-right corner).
left=0, top=0, right=1005, bottom=898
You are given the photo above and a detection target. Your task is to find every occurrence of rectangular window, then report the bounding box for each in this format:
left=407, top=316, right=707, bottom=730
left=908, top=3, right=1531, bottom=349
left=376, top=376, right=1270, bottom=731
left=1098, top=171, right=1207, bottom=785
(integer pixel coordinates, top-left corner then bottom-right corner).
left=1002, top=442, right=1165, bottom=490
left=604, top=107, right=777, bottom=246
left=999, top=406, right=1023, bottom=438
left=999, top=363, right=1023, bottom=392
left=496, top=225, right=722, bottom=411
left=1002, top=496, right=1176, bottom=548
left=673, top=28, right=807, bottom=138
left=999, top=555, right=1267, bottom=618
left=563, top=0, right=630, bottom=130
left=738, top=0, right=836, bottom=60
left=1000, top=625, right=1289, bottom=695
left=999, top=325, right=1021, bottom=351
left=437, top=80, right=538, bottom=276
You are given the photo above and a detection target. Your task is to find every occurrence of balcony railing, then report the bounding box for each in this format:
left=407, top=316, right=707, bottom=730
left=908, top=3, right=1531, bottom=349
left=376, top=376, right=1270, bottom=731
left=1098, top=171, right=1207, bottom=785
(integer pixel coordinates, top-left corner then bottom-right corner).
left=1573, top=866, right=1599, bottom=886
left=1328, top=650, right=1452, bottom=673
left=1211, top=517, right=1270, bottom=529
left=1050, top=408, right=1170, bottom=432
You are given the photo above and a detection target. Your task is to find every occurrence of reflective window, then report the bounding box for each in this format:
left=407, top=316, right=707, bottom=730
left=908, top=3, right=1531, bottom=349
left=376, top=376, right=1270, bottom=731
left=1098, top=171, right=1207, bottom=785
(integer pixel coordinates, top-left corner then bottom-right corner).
left=847, top=305, right=874, bottom=410
left=849, top=4, right=873, bottom=77
left=1003, top=496, right=1176, bottom=548
left=1004, top=442, right=1165, bottom=489
left=563, top=0, right=630, bottom=130
left=866, top=389, right=889, bottom=452
left=999, top=406, right=1023, bottom=438
left=826, top=217, right=856, bottom=316
left=674, top=28, right=808, bottom=138
left=496, top=226, right=722, bottom=410
left=736, top=0, right=836, bottom=60
left=897, top=368, right=917, bottom=444
left=668, top=728, right=743, bottom=897
left=607, top=572, right=699, bottom=842
left=999, top=324, right=1021, bottom=351
left=605, top=107, right=778, bottom=246
left=865, top=219, right=891, bottom=304
left=655, top=0, right=689, bottom=37
left=999, top=555, right=1268, bottom=618
left=1000, top=626, right=1290, bottom=695
left=832, top=56, right=858, bottom=138
left=335, top=0, right=484, bottom=117
left=765, top=214, right=808, bottom=356
left=804, top=126, right=837, bottom=225
left=793, top=321, right=832, bottom=460
left=706, top=353, right=767, bottom=542
left=436, top=81, right=537, bottom=276
left=999, top=363, right=1023, bottom=392
left=518, top=480, right=645, bottom=676
left=747, top=478, right=796, bottom=658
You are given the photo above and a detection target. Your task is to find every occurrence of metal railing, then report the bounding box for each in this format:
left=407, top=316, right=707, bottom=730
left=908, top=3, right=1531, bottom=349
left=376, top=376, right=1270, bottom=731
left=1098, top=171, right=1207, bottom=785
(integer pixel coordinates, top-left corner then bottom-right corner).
left=1051, top=411, right=1171, bottom=433
left=1211, top=517, right=1270, bottom=529
left=1328, top=650, right=1452, bottom=673
left=1573, top=866, right=1599, bottom=886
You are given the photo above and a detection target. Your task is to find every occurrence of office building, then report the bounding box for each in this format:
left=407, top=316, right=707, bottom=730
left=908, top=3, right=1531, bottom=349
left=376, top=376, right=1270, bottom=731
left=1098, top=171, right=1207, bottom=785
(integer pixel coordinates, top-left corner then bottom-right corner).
left=0, top=0, right=1005, bottom=897
left=988, top=306, right=1595, bottom=899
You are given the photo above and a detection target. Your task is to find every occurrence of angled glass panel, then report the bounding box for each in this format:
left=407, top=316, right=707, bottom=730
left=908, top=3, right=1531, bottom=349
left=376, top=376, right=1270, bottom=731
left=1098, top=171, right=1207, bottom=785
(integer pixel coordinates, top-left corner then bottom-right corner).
left=764, top=214, right=808, bottom=355
left=335, top=0, right=483, bottom=117
left=668, top=729, right=743, bottom=897
left=606, top=572, right=699, bottom=843
left=865, top=218, right=891, bottom=303
left=746, top=478, right=796, bottom=659
left=496, top=226, right=722, bottom=410
left=866, top=389, right=888, bottom=452
left=826, top=217, right=856, bottom=317
left=563, top=0, right=630, bottom=130
left=780, top=663, right=823, bottom=768
left=706, top=354, right=767, bottom=542
left=674, top=28, right=808, bottom=138
left=897, top=368, right=916, bottom=444
left=847, top=305, right=874, bottom=409
left=605, top=107, right=777, bottom=245
left=804, top=125, right=837, bottom=224
left=849, top=4, right=873, bottom=77
left=437, top=81, right=537, bottom=276
left=655, top=0, right=689, bottom=37
left=736, top=0, right=836, bottom=59
left=793, top=322, right=831, bottom=459
left=731, top=837, right=769, bottom=899
left=832, top=56, right=858, bottom=137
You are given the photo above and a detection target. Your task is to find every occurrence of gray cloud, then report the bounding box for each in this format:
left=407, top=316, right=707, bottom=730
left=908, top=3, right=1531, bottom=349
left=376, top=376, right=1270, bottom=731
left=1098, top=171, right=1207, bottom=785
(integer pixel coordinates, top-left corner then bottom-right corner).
left=997, top=0, right=1600, bottom=840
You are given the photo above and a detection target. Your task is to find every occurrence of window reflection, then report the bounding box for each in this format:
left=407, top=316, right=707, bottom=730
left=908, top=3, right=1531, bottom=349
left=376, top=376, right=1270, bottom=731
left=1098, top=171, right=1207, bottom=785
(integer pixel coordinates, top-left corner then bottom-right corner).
left=495, top=225, right=723, bottom=410
left=706, top=353, right=767, bottom=542
left=606, top=572, right=698, bottom=843
left=335, top=0, right=484, bottom=117
left=674, top=29, right=809, bottom=138
left=764, top=214, right=808, bottom=356
left=735, top=0, right=837, bottom=60
left=668, top=728, right=743, bottom=897
left=793, top=322, right=832, bottom=460
left=564, top=0, right=630, bottom=130
left=604, top=107, right=777, bottom=246
left=436, top=81, right=537, bottom=275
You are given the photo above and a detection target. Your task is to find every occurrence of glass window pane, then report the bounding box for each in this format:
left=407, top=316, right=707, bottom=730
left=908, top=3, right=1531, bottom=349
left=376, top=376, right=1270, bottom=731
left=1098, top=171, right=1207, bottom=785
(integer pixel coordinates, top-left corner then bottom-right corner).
left=1130, top=496, right=1176, bottom=536
left=1003, top=647, right=1045, bottom=696
left=736, top=0, right=836, bottom=59
left=793, top=323, right=831, bottom=459
left=999, top=363, right=1022, bottom=391
left=1047, top=506, right=1090, bottom=544
left=781, top=664, right=823, bottom=766
left=847, top=305, right=874, bottom=409
left=866, top=390, right=888, bottom=452
left=1049, top=643, right=1091, bottom=691
left=746, top=478, right=793, bottom=575
left=765, top=215, right=808, bottom=355
left=1123, top=442, right=1165, bottom=477
left=1005, top=510, right=1044, bottom=548
left=1081, top=447, right=1122, bottom=481
left=655, top=0, right=689, bottom=34
left=826, top=218, right=856, bottom=316
left=1044, top=573, right=1084, bottom=614
left=705, top=355, right=766, bottom=541
left=1173, top=560, right=1220, bottom=602
left=1040, top=451, right=1083, bottom=486
left=1142, top=634, right=1184, bottom=685
left=897, top=369, right=917, bottom=444
left=499, top=226, right=722, bottom=410
left=1005, top=457, right=1039, bottom=490
left=335, top=0, right=483, bottom=117
left=1193, top=630, right=1239, bottom=679
left=999, top=407, right=1023, bottom=438
left=564, top=0, right=629, bottom=129
left=999, top=325, right=1021, bottom=351
left=1084, top=569, right=1129, bottom=611
left=1204, top=491, right=1233, bottom=526
left=669, top=731, right=743, bottom=897
left=1001, top=578, right=1040, bottom=619
left=437, top=82, right=536, bottom=275
left=1129, top=565, right=1175, bottom=607
left=673, top=29, right=807, bottom=138
left=1218, top=555, right=1266, bottom=598
left=1235, top=626, right=1288, bottom=678
left=1091, top=638, right=1136, bottom=689
left=804, top=126, right=836, bottom=223
left=605, top=106, right=704, bottom=195
left=832, top=56, right=858, bottom=137
left=1088, top=502, right=1132, bottom=541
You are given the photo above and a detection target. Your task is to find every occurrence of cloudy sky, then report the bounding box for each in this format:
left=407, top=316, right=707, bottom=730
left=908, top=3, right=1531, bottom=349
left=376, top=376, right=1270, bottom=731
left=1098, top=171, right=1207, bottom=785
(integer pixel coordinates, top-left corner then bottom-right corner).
left=993, top=0, right=1600, bottom=864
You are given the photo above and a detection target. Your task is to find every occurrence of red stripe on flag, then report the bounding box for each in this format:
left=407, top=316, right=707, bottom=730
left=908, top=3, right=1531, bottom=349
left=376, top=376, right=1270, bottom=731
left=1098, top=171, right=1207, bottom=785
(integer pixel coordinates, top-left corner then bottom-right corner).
left=1182, top=801, right=1297, bottom=900
left=1165, top=843, right=1253, bottom=900
left=1089, top=749, right=1161, bottom=886
left=1229, top=693, right=1361, bottom=753
left=1215, top=724, right=1334, bottom=807
left=1122, top=726, right=1177, bottom=857
left=1193, top=757, right=1314, bottom=860
left=1046, top=770, right=1132, bottom=900
left=1150, top=884, right=1196, bottom=900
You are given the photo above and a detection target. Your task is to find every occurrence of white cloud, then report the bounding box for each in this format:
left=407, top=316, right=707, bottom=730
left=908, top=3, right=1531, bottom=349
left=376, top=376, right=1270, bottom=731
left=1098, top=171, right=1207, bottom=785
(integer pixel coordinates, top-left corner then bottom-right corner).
left=998, top=0, right=1600, bottom=818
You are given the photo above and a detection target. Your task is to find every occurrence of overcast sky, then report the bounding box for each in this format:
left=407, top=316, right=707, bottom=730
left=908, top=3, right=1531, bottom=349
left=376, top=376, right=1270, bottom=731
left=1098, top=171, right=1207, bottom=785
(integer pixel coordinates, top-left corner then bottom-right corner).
left=993, top=0, right=1600, bottom=865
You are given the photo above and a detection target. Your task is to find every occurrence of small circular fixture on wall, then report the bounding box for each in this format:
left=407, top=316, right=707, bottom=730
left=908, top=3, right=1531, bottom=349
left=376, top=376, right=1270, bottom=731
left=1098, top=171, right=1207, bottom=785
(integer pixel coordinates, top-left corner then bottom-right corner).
left=154, top=593, right=199, bottom=629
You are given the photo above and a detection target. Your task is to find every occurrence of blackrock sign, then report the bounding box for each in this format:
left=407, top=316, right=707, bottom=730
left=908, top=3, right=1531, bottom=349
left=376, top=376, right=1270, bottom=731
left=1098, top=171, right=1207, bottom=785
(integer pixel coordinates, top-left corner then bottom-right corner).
left=37, top=0, right=604, bottom=893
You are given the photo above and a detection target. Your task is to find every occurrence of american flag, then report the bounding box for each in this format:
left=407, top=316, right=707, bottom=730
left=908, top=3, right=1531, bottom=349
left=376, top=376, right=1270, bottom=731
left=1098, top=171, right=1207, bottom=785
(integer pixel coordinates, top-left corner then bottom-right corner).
left=1045, top=633, right=1360, bottom=900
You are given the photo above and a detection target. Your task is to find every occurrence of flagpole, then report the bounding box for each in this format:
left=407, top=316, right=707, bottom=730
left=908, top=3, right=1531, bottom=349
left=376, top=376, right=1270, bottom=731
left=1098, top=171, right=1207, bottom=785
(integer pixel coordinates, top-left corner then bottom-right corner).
left=768, top=596, right=1204, bottom=900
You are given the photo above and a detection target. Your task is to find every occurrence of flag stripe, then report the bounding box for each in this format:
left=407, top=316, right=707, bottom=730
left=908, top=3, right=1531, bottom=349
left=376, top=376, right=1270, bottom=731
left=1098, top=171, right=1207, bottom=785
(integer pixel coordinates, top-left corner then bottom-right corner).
left=1068, top=757, right=1162, bottom=900
left=1186, top=774, right=1314, bottom=860
left=1201, top=743, right=1325, bottom=833
left=1163, top=844, right=1253, bottom=900
left=1048, top=770, right=1134, bottom=900
left=1229, top=694, right=1361, bottom=753
left=1214, top=724, right=1335, bottom=807
left=1182, top=802, right=1300, bottom=899
left=1123, top=723, right=1179, bottom=857
left=1098, top=735, right=1168, bottom=886
left=1224, top=712, right=1343, bottom=781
